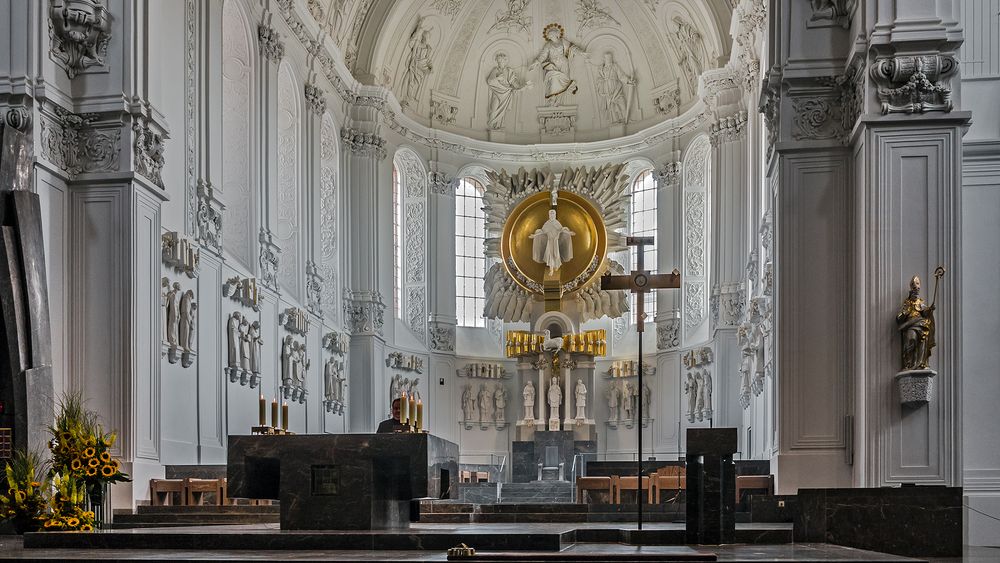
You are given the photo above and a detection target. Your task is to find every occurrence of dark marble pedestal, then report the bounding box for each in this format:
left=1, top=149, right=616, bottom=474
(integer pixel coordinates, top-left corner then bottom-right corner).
left=685, top=428, right=737, bottom=545
left=227, top=433, right=458, bottom=530
left=511, top=432, right=595, bottom=483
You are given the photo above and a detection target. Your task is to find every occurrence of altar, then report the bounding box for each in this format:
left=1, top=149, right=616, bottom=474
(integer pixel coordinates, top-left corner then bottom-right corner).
left=227, top=433, right=459, bottom=530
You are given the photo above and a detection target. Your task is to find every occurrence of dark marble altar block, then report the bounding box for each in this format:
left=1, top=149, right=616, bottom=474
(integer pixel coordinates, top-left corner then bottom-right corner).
left=794, top=486, right=961, bottom=558
left=685, top=427, right=737, bottom=545
left=511, top=432, right=596, bottom=483
left=228, top=433, right=458, bottom=530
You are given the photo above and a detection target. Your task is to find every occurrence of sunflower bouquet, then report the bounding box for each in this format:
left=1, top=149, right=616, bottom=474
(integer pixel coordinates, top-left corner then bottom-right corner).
left=0, top=450, right=50, bottom=533
left=48, top=394, right=130, bottom=488
left=41, top=473, right=95, bottom=531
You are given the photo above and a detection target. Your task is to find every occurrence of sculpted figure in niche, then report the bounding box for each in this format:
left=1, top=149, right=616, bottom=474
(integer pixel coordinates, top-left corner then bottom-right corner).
left=622, top=382, right=634, bottom=420
left=668, top=15, right=706, bottom=93
left=390, top=373, right=404, bottom=400
left=693, top=371, right=705, bottom=420
left=606, top=382, right=620, bottom=421
left=494, top=385, right=507, bottom=423
left=238, top=317, right=251, bottom=371
left=684, top=372, right=697, bottom=422
left=530, top=209, right=575, bottom=275
left=462, top=383, right=475, bottom=421
left=248, top=320, right=262, bottom=376
left=178, top=290, right=195, bottom=351
left=575, top=379, right=587, bottom=420
left=227, top=312, right=242, bottom=368
left=324, top=360, right=335, bottom=400
left=522, top=380, right=535, bottom=421
left=165, top=282, right=180, bottom=346
left=408, top=377, right=422, bottom=401
left=592, top=51, right=635, bottom=124
left=478, top=383, right=494, bottom=422
left=547, top=376, right=562, bottom=420
left=281, top=336, right=294, bottom=387
left=529, top=23, right=586, bottom=106
left=896, top=270, right=943, bottom=370
left=641, top=381, right=652, bottom=420
left=400, top=18, right=434, bottom=106
left=486, top=51, right=531, bottom=130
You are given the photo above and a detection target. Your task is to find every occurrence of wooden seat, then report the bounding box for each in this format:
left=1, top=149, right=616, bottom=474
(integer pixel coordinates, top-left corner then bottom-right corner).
left=185, top=478, right=224, bottom=506
left=651, top=466, right=687, bottom=504
left=613, top=475, right=652, bottom=504
left=735, top=474, right=773, bottom=505
left=150, top=479, right=185, bottom=506
left=460, top=470, right=473, bottom=483
left=576, top=476, right=613, bottom=504
left=475, top=471, right=489, bottom=483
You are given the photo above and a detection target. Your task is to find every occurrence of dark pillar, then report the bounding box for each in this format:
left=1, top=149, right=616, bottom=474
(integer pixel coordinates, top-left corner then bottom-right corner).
left=686, top=427, right=737, bottom=544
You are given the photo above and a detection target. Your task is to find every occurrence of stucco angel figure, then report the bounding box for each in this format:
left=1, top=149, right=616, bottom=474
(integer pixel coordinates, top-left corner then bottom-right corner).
left=529, top=23, right=587, bottom=106
left=530, top=209, right=575, bottom=275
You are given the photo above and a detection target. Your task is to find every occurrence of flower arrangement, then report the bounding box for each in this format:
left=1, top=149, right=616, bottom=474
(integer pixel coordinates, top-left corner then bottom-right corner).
left=41, top=473, right=95, bottom=531
left=0, top=450, right=49, bottom=533
left=48, top=393, right=130, bottom=488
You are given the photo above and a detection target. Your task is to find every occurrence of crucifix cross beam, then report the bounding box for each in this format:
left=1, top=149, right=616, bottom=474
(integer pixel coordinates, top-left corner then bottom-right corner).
left=600, top=236, right=680, bottom=332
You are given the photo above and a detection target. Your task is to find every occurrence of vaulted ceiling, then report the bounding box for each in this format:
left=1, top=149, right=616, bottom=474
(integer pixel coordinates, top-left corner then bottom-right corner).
left=306, top=0, right=733, bottom=143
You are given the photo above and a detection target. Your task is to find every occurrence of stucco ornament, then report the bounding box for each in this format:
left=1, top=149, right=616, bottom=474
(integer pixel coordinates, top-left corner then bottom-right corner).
left=49, top=0, right=112, bottom=79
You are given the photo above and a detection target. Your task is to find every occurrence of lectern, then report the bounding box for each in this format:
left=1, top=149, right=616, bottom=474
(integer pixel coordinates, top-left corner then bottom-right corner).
left=228, top=433, right=459, bottom=529
left=686, top=427, right=737, bottom=544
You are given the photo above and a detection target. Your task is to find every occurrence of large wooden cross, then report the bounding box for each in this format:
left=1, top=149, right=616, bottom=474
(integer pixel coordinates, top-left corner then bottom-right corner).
left=600, top=236, right=680, bottom=530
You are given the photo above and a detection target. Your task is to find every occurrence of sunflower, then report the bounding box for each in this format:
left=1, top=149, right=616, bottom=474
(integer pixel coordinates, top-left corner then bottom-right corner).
left=85, top=437, right=97, bottom=447
left=43, top=520, right=55, bottom=528
left=100, top=465, right=115, bottom=478
left=66, top=517, right=79, bottom=527
left=80, top=524, right=93, bottom=531
left=29, top=482, right=40, bottom=488
left=99, top=452, right=111, bottom=463
left=102, top=437, right=113, bottom=447
left=85, top=467, right=98, bottom=477
left=83, top=447, right=96, bottom=458
left=112, top=459, right=121, bottom=471
left=58, top=445, right=69, bottom=455
left=59, top=431, right=71, bottom=442
left=88, top=458, right=100, bottom=468
left=84, top=511, right=95, bottom=519
left=70, top=459, right=82, bottom=471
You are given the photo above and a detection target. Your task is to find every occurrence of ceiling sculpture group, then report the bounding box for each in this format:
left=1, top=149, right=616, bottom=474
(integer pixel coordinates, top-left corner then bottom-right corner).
left=304, top=0, right=729, bottom=144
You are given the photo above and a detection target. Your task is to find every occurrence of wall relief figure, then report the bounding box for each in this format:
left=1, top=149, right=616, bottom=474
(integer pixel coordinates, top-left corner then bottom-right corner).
left=400, top=17, right=434, bottom=107
left=592, top=51, right=635, bottom=125
left=489, top=0, right=532, bottom=34
left=529, top=23, right=586, bottom=107
left=666, top=15, right=707, bottom=96
left=486, top=51, right=532, bottom=130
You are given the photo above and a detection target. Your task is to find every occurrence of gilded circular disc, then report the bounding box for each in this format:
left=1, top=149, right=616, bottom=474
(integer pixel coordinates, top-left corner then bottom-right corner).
left=501, top=191, right=607, bottom=293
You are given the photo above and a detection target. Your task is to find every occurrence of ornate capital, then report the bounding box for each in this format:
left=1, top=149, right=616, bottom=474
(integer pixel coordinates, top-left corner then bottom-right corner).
left=340, top=127, right=386, bottom=160
left=305, top=259, right=323, bottom=317
left=428, top=320, right=456, bottom=352
left=4, top=106, right=31, bottom=132
left=196, top=180, right=224, bottom=255
left=344, top=288, right=386, bottom=336
left=654, top=161, right=682, bottom=189
left=709, top=111, right=748, bottom=146
left=258, top=228, right=281, bottom=290
left=48, top=0, right=112, bottom=79
left=304, top=82, right=327, bottom=115
left=807, top=0, right=857, bottom=29
left=656, top=315, right=681, bottom=351
left=870, top=54, right=957, bottom=115
left=429, top=170, right=454, bottom=196
left=717, top=282, right=745, bottom=328
left=257, top=21, right=285, bottom=62
left=133, top=116, right=166, bottom=188
left=38, top=102, right=121, bottom=177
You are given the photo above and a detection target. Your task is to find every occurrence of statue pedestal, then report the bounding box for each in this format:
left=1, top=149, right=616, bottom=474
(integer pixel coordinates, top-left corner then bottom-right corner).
left=547, top=418, right=561, bottom=431
left=895, top=369, right=936, bottom=407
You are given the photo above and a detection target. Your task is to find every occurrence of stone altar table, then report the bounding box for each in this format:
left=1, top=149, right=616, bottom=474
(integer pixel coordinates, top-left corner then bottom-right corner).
left=227, top=433, right=459, bottom=530
left=686, top=427, right=737, bottom=544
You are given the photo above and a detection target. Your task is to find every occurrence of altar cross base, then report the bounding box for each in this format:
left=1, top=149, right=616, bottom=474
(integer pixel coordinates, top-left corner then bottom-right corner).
left=600, top=236, right=680, bottom=530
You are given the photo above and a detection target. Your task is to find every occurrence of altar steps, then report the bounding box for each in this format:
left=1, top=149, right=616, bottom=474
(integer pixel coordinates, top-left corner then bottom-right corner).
left=458, top=481, right=575, bottom=504
left=420, top=501, right=686, bottom=524
left=112, top=505, right=280, bottom=529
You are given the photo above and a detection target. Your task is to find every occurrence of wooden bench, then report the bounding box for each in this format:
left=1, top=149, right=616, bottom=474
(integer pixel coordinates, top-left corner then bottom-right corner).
left=184, top=477, right=227, bottom=506
left=576, top=476, right=613, bottom=503
left=651, top=466, right=687, bottom=504
left=150, top=478, right=185, bottom=506
left=735, top=474, right=773, bottom=505
left=613, top=475, right=652, bottom=504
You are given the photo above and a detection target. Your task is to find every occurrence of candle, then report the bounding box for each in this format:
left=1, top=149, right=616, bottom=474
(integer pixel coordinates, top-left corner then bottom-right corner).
left=259, top=395, right=266, bottom=426
left=416, top=400, right=423, bottom=432
left=271, top=398, right=279, bottom=428
left=409, top=395, right=417, bottom=429
left=401, top=392, right=409, bottom=425
left=281, top=401, right=289, bottom=431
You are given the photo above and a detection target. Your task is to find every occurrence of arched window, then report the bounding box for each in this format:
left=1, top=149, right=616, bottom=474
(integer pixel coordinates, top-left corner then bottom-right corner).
left=456, top=178, right=486, bottom=328
left=630, top=169, right=657, bottom=318
left=392, top=164, right=402, bottom=319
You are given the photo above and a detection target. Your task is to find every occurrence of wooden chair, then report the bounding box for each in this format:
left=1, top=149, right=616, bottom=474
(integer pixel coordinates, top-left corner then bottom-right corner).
left=613, top=475, right=652, bottom=504
left=651, top=466, right=687, bottom=504
left=460, top=470, right=473, bottom=483
left=735, top=474, right=774, bottom=505
left=475, top=471, right=490, bottom=483
left=185, top=478, right=224, bottom=506
left=575, top=476, right=613, bottom=504
left=150, top=479, right=185, bottom=506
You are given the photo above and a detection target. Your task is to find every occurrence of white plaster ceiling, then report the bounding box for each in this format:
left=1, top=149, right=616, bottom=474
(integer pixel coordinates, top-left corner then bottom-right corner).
left=305, top=0, right=733, bottom=144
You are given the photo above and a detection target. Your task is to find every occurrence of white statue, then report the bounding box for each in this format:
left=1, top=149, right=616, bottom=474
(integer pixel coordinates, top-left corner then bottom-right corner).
left=390, top=373, right=404, bottom=400
left=238, top=317, right=250, bottom=371
left=529, top=23, right=586, bottom=106
left=574, top=379, right=587, bottom=420
left=408, top=377, right=422, bottom=401
left=622, top=382, right=634, bottom=420
left=462, top=383, right=475, bottom=422
left=668, top=15, right=706, bottom=93
left=606, top=383, right=620, bottom=421
left=494, top=385, right=507, bottom=423
left=593, top=51, right=634, bottom=124
left=400, top=17, right=433, bottom=106
left=700, top=371, right=713, bottom=420
left=486, top=51, right=531, bottom=130
left=530, top=209, right=575, bottom=275
left=324, top=360, right=335, bottom=400
left=248, top=320, right=262, bottom=376
left=226, top=312, right=241, bottom=368
left=165, top=282, right=180, bottom=346
left=178, top=289, right=195, bottom=351
left=281, top=335, right=293, bottom=387
left=547, top=377, right=562, bottom=421
left=295, top=343, right=309, bottom=385
left=541, top=329, right=564, bottom=352
left=478, top=383, right=494, bottom=423
left=336, top=370, right=346, bottom=402
left=641, top=381, right=652, bottom=420
left=522, top=381, right=535, bottom=421
left=684, top=372, right=697, bottom=423
left=694, top=371, right=705, bottom=420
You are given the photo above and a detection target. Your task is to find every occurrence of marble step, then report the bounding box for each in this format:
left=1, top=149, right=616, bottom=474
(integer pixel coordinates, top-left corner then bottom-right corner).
left=113, top=505, right=280, bottom=528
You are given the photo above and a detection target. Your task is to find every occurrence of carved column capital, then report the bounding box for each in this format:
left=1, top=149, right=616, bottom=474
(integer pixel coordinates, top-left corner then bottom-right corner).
left=709, top=111, right=748, bottom=146
left=655, top=310, right=681, bottom=351
left=428, top=320, right=456, bottom=353
left=196, top=180, right=224, bottom=255
left=305, top=260, right=323, bottom=317
left=429, top=170, right=455, bottom=196
left=48, top=0, right=112, bottom=79
left=257, top=21, right=285, bottom=63
left=258, top=228, right=281, bottom=291
left=869, top=54, right=958, bottom=115
left=340, top=127, right=387, bottom=160
left=343, top=288, right=386, bottom=337
left=654, top=161, right=682, bottom=189
left=304, top=82, right=327, bottom=115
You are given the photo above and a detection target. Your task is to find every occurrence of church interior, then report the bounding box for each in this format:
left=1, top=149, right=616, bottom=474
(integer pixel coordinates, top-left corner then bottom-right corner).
left=0, top=0, right=998, bottom=561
